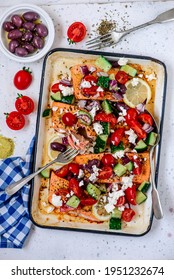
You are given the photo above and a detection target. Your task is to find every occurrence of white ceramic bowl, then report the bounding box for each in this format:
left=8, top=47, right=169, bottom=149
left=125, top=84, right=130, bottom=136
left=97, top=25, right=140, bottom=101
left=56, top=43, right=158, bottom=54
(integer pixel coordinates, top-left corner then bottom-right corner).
left=0, top=4, right=55, bottom=63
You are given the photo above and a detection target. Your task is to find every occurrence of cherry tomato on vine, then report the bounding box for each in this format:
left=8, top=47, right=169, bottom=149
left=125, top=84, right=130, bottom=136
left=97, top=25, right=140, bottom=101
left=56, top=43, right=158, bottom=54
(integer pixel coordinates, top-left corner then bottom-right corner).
left=5, top=111, right=25, bottom=130
left=13, top=67, right=32, bottom=90
left=67, top=22, right=86, bottom=44
left=15, top=94, right=34, bottom=115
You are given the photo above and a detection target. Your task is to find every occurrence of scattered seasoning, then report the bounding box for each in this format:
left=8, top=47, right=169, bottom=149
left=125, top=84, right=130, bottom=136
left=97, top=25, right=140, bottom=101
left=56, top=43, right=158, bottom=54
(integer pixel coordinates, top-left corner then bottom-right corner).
left=0, top=135, right=15, bottom=159
left=97, top=19, right=116, bottom=36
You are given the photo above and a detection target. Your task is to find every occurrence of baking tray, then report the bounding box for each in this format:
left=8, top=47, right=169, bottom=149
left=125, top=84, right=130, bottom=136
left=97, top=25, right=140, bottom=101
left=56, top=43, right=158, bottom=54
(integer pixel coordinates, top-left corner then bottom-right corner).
left=29, top=48, right=167, bottom=236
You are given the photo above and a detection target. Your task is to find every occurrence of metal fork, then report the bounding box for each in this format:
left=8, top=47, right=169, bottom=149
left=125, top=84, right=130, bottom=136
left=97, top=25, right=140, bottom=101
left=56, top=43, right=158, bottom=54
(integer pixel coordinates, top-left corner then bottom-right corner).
left=86, top=8, right=174, bottom=50
left=5, top=148, right=79, bottom=196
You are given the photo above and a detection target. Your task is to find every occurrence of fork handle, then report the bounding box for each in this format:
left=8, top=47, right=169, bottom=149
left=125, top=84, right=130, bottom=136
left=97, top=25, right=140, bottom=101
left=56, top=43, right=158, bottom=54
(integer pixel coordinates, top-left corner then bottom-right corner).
left=123, top=8, right=174, bottom=35
left=5, top=158, right=58, bottom=196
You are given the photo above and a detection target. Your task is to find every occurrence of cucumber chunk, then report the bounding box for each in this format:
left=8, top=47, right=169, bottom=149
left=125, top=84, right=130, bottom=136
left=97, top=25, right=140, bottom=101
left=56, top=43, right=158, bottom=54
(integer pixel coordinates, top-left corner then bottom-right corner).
left=135, top=140, right=147, bottom=152
left=138, top=181, right=150, bottom=193
left=51, top=91, right=61, bottom=101
left=101, top=100, right=113, bottom=114
left=136, top=191, right=147, bottom=205
left=109, top=217, right=122, bottom=230
left=111, top=142, right=124, bottom=153
left=86, top=183, right=101, bottom=200
left=61, top=95, right=74, bottom=104
left=121, top=65, right=137, bottom=77
left=111, top=207, right=122, bottom=219
left=96, top=134, right=108, bottom=149
left=101, top=122, right=110, bottom=135
left=146, top=132, right=158, bottom=146
left=78, top=110, right=92, bottom=125
left=42, top=108, right=52, bottom=118
left=114, top=163, right=127, bottom=177
left=94, top=145, right=105, bottom=154
left=97, top=76, right=110, bottom=89
left=95, top=56, right=112, bottom=72
left=40, top=168, right=51, bottom=178
left=125, top=161, right=133, bottom=171
left=66, top=195, right=80, bottom=208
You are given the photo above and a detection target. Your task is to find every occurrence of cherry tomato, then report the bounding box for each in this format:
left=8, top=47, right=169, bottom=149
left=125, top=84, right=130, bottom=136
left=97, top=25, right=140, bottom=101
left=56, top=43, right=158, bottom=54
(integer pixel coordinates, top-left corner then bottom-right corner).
left=69, top=178, right=83, bottom=198
left=133, top=158, right=142, bottom=175
left=50, top=83, right=60, bottom=93
left=80, top=197, right=97, bottom=206
left=94, top=112, right=117, bottom=127
left=5, top=111, right=25, bottom=130
left=111, top=127, right=125, bottom=146
left=13, top=67, right=32, bottom=90
left=101, top=154, right=116, bottom=166
left=15, top=94, right=34, bottom=115
left=122, top=208, right=135, bottom=222
left=84, top=75, right=98, bottom=83
left=115, top=196, right=126, bottom=207
left=125, top=108, right=138, bottom=125
left=98, top=166, right=113, bottom=180
left=129, top=120, right=147, bottom=139
left=68, top=163, right=79, bottom=176
left=55, top=165, right=69, bottom=178
left=138, top=113, right=153, bottom=126
left=125, top=185, right=137, bottom=205
left=67, top=22, right=86, bottom=43
left=62, top=112, right=77, bottom=126
left=115, top=71, right=129, bottom=84
left=83, top=86, right=98, bottom=96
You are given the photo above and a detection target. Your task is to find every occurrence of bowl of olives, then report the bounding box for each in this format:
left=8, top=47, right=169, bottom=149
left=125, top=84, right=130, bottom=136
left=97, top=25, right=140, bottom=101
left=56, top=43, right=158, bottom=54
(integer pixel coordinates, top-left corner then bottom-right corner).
left=0, top=4, right=55, bottom=62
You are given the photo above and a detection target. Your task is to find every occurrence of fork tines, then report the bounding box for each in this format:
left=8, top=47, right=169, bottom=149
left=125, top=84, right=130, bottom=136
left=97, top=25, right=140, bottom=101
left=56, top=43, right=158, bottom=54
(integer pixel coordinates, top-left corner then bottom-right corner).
left=63, top=148, right=78, bottom=160
left=86, top=33, right=114, bottom=50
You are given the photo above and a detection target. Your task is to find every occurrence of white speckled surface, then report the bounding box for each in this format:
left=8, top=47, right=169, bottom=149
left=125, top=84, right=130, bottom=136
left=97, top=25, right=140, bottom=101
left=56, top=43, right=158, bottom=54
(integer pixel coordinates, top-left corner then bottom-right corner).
left=0, top=0, right=174, bottom=260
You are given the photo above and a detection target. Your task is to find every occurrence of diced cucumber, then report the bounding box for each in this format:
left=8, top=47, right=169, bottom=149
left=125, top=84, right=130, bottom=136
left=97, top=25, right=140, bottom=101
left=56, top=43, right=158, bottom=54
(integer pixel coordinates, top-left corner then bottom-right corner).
left=96, top=134, right=108, bottom=149
left=61, top=95, right=74, bottom=104
left=51, top=91, right=61, bottom=101
left=135, top=140, right=147, bottom=152
left=95, top=56, right=112, bottom=72
left=40, top=168, right=51, bottom=178
left=86, top=183, right=101, bottom=200
left=101, top=100, right=113, bottom=114
left=94, top=145, right=105, bottom=154
left=101, top=122, right=110, bottom=135
left=111, top=207, right=122, bottom=219
left=114, top=163, right=127, bottom=177
left=110, top=103, right=119, bottom=117
left=78, top=110, right=92, bottom=125
left=97, top=76, right=110, bottom=89
left=109, top=73, right=115, bottom=80
left=66, top=195, right=80, bottom=208
left=42, top=108, right=52, bottom=118
left=109, top=217, right=122, bottom=230
left=138, top=181, right=150, bottom=193
left=146, top=132, right=158, bottom=146
left=136, top=191, right=147, bottom=205
left=125, top=161, right=133, bottom=172
left=121, top=65, right=137, bottom=77
left=111, top=142, right=124, bottom=153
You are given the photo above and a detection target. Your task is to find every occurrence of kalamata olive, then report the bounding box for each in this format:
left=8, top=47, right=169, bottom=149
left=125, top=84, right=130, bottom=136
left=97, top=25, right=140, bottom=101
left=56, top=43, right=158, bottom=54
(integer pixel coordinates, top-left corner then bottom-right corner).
left=11, top=15, right=23, bottom=28
left=2, top=21, right=15, bottom=32
left=50, top=142, right=66, bottom=152
left=9, top=40, right=20, bottom=53
left=35, top=23, right=48, bottom=37
left=15, top=47, right=28, bottom=57
left=23, top=11, right=40, bottom=22
left=32, top=36, right=44, bottom=49
left=22, top=21, right=35, bottom=31
left=8, top=29, right=22, bottom=40
left=22, top=30, right=33, bottom=42
left=23, top=43, right=35, bottom=53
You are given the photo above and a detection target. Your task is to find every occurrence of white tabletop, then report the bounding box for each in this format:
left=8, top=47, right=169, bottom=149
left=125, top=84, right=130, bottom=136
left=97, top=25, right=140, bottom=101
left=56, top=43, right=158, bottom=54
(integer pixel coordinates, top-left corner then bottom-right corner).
left=0, top=0, right=174, bottom=260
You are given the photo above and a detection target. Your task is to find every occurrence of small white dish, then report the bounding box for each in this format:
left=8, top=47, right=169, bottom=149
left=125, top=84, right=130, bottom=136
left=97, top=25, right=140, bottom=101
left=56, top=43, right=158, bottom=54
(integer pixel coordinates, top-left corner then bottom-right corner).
left=0, top=4, right=55, bottom=63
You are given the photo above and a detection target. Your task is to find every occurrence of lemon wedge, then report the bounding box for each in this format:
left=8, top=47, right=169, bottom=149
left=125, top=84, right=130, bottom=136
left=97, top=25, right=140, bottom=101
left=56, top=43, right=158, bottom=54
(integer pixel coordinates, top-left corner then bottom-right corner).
left=47, top=135, right=63, bottom=161
left=92, top=196, right=111, bottom=222
left=123, top=78, right=152, bottom=108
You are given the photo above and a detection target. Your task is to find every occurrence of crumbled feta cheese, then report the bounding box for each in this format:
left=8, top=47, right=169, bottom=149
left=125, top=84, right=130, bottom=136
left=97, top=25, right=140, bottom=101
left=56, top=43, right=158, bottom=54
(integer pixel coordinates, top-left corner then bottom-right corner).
left=93, top=122, right=104, bottom=135
left=125, top=129, right=137, bottom=144
left=112, top=183, right=119, bottom=191
left=79, top=180, right=84, bottom=187
left=59, top=84, right=73, bottom=96
left=144, top=157, right=147, bottom=161
left=89, top=106, right=100, bottom=120
left=89, top=165, right=100, bottom=183
left=78, top=169, right=84, bottom=179
left=70, top=190, right=74, bottom=196
left=121, top=175, right=134, bottom=191
left=51, top=194, right=62, bottom=207
left=131, top=78, right=139, bottom=87
left=52, top=106, right=58, bottom=112
left=89, top=66, right=96, bottom=73
left=97, top=86, right=104, bottom=92
left=118, top=205, right=125, bottom=212
left=80, top=80, right=91, bottom=89
left=104, top=189, right=125, bottom=213
left=145, top=73, right=157, bottom=81
left=66, top=193, right=71, bottom=198
left=134, top=162, right=139, bottom=168
left=110, top=129, right=115, bottom=133
left=133, top=155, right=138, bottom=160
left=119, top=106, right=127, bottom=116
left=138, top=73, right=143, bottom=78
left=59, top=108, right=63, bottom=114
left=117, top=116, right=126, bottom=123
left=105, top=203, right=115, bottom=213
left=45, top=206, right=55, bottom=213
left=118, top=57, right=128, bottom=66
left=132, top=149, right=138, bottom=153
left=113, top=150, right=125, bottom=159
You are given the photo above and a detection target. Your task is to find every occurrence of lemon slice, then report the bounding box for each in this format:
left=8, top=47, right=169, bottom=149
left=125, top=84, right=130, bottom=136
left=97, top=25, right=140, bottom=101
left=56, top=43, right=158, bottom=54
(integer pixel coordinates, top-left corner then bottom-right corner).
left=48, top=135, right=63, bottom=161
left=92, top=196, right=111, bottom=222
left=123, top=78, right=152, bottom=108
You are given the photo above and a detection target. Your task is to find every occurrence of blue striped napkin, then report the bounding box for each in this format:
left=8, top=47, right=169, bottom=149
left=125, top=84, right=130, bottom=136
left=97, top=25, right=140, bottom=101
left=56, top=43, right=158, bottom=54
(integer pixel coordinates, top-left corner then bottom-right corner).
left=0, top=137, right=35, bottom=248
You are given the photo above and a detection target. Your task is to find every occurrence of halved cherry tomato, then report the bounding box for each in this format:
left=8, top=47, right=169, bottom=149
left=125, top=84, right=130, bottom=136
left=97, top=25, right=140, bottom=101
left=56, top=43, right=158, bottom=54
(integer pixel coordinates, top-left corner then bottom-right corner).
left=111, top=127, right=125, bottom=146
left=50, top=83, right=60, bottom=93
left=94, top=112, right=117, bottom=127
left=115, top=71, right=129, bottom=84
left=15, top=94, right=34, bottom=115
left=138, top=113, right=153, bottom=126
left=101, top=154, right=116, bottom=167
left=67, top=22, right=86, bottom=43
left=129, top=120, right=147, bottom=139
left=115, top=196, right=126, bottom=207
left=62, top=112, right=77, bottom=126
left=98, top=166, right=113, bottom=180
left=69, top=178, right=83, bottom=198
left=122, top=208, right=135, bottom=222
left=80, top=197, right=97, bottom=206
left=68, top=163, right=79, bottom=176
left=125, top=185, right=137, bottom=205
left=5, top=111, right=25, bottom=130
left=55, top=165, right=69, bottom=178
left=133, top=158, right=142, bottom=175
left=125, top=108, right=138, bottom=125
left=83, top=86, right=98, bottom=96
left=84, top=75, right=98, bottom=84
left=13, top=67, right=32, bottom=90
